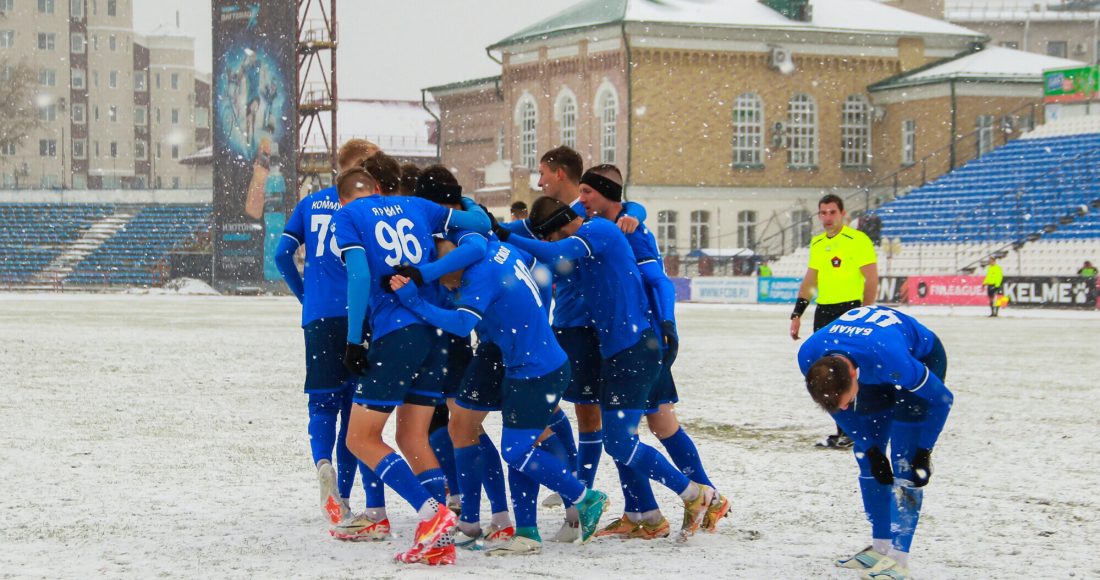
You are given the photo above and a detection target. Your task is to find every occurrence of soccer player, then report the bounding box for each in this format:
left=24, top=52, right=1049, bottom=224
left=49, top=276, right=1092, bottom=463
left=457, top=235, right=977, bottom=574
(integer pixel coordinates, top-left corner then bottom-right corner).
left=274, top=139, right=389, bottom=539
left=982, top=257, right=1004, bottom=317
left=505, top=196, right=717, bottom=541
left=493, top=147, right=645, bottom=539
left=411, top=165, right=516, bottom=548
left=332, top=152, right=492, bottom=565
left=791, top=194, right=878, bottom=449
left=577, top=165, right=730, bottom=539
left=387, top=239, right=613, bottom=555
left=798, top=305, right=954, bottom=580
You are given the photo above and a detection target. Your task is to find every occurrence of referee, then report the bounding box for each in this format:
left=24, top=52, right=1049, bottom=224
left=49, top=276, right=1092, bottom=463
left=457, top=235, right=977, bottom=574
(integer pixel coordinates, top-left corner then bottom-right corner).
left=789, top=194, right=878, bottom=449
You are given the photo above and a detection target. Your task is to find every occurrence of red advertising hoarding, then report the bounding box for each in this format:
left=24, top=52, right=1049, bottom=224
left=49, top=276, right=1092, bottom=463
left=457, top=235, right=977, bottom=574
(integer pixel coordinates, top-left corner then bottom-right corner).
left=905, top=275, right=987, bottom=306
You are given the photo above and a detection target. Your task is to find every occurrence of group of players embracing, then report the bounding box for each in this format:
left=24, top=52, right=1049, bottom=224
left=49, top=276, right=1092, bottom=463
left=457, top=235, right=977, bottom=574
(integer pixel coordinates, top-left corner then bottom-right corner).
left=277, top=140, right=953, bottom=579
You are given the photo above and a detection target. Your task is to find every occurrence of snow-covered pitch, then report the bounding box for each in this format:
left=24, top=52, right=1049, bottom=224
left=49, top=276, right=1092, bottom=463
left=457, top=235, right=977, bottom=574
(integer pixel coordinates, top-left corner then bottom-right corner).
left=1, top=295, right=1097, bottom=579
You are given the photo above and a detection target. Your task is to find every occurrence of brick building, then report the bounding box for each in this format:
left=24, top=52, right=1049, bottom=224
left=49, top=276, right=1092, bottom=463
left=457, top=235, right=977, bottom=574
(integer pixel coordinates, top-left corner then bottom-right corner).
left=428, top=0, right=1080, bottom=257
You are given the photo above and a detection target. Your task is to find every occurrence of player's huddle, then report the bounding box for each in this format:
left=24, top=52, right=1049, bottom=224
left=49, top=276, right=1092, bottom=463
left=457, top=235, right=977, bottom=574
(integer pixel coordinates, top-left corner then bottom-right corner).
left=276, top=141, right=953, bottom=579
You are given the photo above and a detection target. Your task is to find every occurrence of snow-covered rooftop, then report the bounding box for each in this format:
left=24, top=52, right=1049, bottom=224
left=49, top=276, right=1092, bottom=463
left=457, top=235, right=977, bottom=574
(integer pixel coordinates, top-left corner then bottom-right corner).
left=302, top=99, right=440, bottom=159
left=871, top=46, right=1085, bottom=89
left=491, top=0, right=984, bottom=49
left=946, top=0, right=1100, bottom=21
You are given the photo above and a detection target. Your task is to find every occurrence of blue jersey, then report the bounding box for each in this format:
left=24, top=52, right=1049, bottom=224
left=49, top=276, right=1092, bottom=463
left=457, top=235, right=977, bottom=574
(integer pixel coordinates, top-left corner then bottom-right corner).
left=619, top=214, right=675, bottom=324
left=333, top=195, right=452, bottom=340
left=282, top=186, right=348, bottom=327
left=455, top=242, right=565, bottom=379
left=504, top=200, right=592, bottom=329
left=570, top=217, right=653, bottom=358
left=797, top=306, right=954, bottom=448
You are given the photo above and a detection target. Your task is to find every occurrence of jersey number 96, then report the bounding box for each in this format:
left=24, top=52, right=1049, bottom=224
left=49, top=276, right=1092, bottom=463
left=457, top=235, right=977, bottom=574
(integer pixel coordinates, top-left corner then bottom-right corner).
left=375, top=218, right=424, bottom=266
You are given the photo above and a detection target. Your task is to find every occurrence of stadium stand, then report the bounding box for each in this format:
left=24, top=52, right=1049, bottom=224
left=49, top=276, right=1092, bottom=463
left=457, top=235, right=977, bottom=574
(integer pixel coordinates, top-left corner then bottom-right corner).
left=0, top=203, right=212, bottom=288
left=0, top=204, right=115, bottom=285
left=65, top=205, right=212, bottom=287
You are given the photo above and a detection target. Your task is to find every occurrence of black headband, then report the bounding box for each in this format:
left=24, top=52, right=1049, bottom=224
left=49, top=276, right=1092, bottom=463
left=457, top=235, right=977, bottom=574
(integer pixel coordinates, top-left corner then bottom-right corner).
left=415, top=182, right=462, bottom=205
left=530, top=205, right=579, bottom=239
left=580, top=171, right=623, bottom=202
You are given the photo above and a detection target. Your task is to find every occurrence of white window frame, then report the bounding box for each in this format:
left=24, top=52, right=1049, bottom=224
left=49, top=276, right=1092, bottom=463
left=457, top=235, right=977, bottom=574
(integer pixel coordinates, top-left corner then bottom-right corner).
left=737, top=210, right=757, bottom=249
left=976, top=115, right=994, bottom=157
left=108, top=70, right=117, bottom=88
left=71, top=67, right=85, bottom=89
left=70, top=0, right=84, bottom=18
left=901, top=119, right=916, bottom=166
left=657, top=210, right=678, bottom=255
left=171, top=144, right=180, bottom=160
left=134, top=71, right=147, bottom=91
left=109, top=141, right=118, bottom=158
left=39, top=139, right=57, bottom=157
left=134, top=105, right=147, bottom=125
left=690, top=210, right=710, bottom=251
left=108, top=34, right=116, bottom=52
left=555, top=89, right=577, bottom=150
left=733, top=93, right=765, bottom=167
left=72, top=138, right=87, bottom=159
left=515, top=95, right=537, bottom=169
left=72, top=102, right=86, bottom=124
left=0, top=142, right=16, bottom=156
left=0, top=30, right=13, bottom=49
left=71, top=32, right=85, bottom=54
left=39, top=68, right=57, bottom=87
left=108, top=105, right=117, bottom=122
left=171, top=108, right=180, bottom=124
left=596, top=84, right=618, bottom=164
left=38, top=32, right=56, bottom=51
left=135, top=140, right=147, bottom=161
left=841, top=95, right=872, bottom=168
left=39, top=103, right=57, bottom=122
left=0, top=0, right=13, bottom=14
left=788, top=93, right=817, bottom=168
left=38, top=0, right=54, bottom=14
left=171, top=72, right=179, bottom=90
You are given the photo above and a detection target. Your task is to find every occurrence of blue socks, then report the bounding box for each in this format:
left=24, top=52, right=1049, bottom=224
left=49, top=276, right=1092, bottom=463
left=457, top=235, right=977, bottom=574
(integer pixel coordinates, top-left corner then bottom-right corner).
left=891, top=482, right=923, bottom=552
left=453, top=444, right=484, bottom=525
left=375, top=452, right=431, bottom=511
left=429, top=427, right=459, bottom=498
left=508, top=466, right=539, bottom=529
left=479, top=434, right=509, bottom=515
left=307, top=392, right=358, bottom=498
left=858, top=475, right=893, bottom=540
left=500, top=428, right=586, bottom=504
left=660, top=427, right=715, bottom=489
left=361, top=461, right=386, bottom=508
left=307, top=408, right=337, bottom=467
left=614, top=459, right=659, bottom=513
left=334, top=399, right=357, bottom=498
left=602, top=410, right=691, bottom=494
left=577, top=430, right=604, bottom=488
left=547, top=408, right=578, bottom=473
left=417, top=467, right=447, bottom=504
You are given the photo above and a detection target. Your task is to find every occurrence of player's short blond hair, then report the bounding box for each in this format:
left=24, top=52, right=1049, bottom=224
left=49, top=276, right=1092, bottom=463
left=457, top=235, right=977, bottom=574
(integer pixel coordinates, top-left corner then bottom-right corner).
left=337, top=139, right=381, bottom=171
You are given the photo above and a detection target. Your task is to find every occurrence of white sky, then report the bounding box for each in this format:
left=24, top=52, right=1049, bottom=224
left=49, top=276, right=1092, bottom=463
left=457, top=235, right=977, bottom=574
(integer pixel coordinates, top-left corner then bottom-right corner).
left=132, top=0, right=578, bottom=101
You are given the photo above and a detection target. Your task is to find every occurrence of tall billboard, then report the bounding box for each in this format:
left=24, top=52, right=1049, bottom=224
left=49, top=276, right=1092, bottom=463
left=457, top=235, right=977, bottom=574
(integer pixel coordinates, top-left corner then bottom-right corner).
left=212, top=1, right=297, bottom=287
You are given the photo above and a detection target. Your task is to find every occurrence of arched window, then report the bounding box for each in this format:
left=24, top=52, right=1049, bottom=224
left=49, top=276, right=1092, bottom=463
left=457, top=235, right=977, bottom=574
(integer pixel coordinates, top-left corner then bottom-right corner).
left=841, top=95, right=871, bottom=167
left=737, top=210, right=757, bottom=248
left=788, top=93, right=817, bottom=168
left=658, top=210, right=678, bottom=255
left=596, top=87, right=617, bottom=164
left=516, top=97, right=537, bottom=169
left=733, top=93, right=764, bottom=166
left=558, top=93, right=577, bottom=149
left=690, top=210, right=710, bottom=250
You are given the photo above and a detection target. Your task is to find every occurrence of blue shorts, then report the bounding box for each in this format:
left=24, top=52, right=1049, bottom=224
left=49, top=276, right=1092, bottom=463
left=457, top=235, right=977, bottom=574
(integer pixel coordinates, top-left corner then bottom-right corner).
left=555, top=326, right=603, bottom=405
left=645, top=347, right=680, bottom=414
left=353, top=324, right=449, bottom=411
left=441, top=332, right=474, bottom=398
left=456, top=341, right=506, bottom=412
left=501, top=363, right=571, bottom=430
left=303, top=317, right=351, bottom=393
left=600, top=329, right=663, bottom=411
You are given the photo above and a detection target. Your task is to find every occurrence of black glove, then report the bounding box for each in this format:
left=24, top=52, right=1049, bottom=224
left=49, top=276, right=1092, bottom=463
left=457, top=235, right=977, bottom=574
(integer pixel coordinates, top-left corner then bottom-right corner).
left=343, top=342, right=369, bottom=376
left=911, top=448, right=933, bottom=487
left=864, top=446, right=894, bottom=485
left=661, top=320, right=679, bottom=365
left=381, top=265, right=424, bottom=293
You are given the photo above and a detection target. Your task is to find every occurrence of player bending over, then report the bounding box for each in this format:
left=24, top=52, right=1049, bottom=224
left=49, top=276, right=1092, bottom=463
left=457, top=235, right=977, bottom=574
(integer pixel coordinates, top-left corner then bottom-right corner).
left=798, top=306, right=954, bottom=580
left=332, top=152, right=491, bottom=566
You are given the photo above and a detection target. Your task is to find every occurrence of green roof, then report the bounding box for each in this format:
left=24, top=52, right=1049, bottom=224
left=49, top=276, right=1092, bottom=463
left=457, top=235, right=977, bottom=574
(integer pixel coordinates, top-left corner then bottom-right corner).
left=424, top=75, right=501, bottom=95
left=488, top=0, right=628, bottom=50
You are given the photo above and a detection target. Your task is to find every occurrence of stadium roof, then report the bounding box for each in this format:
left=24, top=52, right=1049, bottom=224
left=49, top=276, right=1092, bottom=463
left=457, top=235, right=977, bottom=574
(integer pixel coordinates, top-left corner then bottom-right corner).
left=489, top=0, right=984, bottom=50
left=869, top=46, right=1084, bottom=90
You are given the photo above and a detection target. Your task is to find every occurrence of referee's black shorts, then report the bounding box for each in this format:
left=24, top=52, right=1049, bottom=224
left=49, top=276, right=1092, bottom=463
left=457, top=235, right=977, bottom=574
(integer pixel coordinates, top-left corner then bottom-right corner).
left=813, top=300, right=862, bottom=332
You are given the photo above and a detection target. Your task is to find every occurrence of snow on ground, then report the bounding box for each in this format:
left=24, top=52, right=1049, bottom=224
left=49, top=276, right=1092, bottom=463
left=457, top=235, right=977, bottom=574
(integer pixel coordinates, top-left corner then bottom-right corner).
left=0, top=296, right=1097, bottom=579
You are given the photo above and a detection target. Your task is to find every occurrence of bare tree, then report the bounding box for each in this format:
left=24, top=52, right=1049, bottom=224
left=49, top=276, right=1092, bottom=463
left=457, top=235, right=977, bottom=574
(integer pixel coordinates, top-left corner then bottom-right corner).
left=0, top=59, right=41, bottom=155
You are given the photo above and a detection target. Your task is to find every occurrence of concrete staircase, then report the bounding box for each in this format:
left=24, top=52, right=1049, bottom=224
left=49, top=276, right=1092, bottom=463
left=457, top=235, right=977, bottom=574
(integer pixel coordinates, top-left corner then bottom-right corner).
left=30, top=208, right=136, bottom=285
